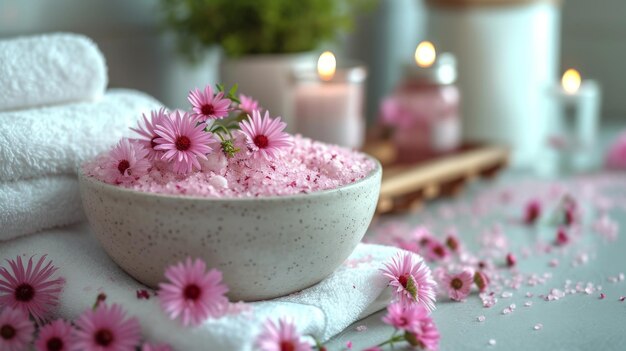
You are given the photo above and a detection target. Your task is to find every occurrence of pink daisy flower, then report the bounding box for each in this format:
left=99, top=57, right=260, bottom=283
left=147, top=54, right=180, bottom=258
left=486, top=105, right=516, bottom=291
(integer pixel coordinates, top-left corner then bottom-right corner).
left=255, top=317, right=312, bottom=351
left=72, top=303, right=141, bottom=351
left=382, top=303, right=427, bottom=331
left=381, top=252, right=437, bottom=311
left=187, top=85, right=231, bottom=122
left=412, top=226, right=436, bottom=250
left=158, top=257, right=229, bottom=327
left=141, top=342, right=172, bottom=351
left=102, top=139, right=151, bottom=184
left=405, top=315, right=440, bottom=351
left=442, top=269, right=474, bottom=301
left=131, top=108, right=170, bottom=160
left=35, top=319, right=74, bottom=351
left=0, top=307, right=34, bottom=351
left=154, top=111, right=217, bottom=174
left=239, top=110, right=293, bottom=160
left=238, top=94, right=260, bottom=115
left=0, top=255, right=65, bottom=324
left=424, top=240, right=449, bottom=262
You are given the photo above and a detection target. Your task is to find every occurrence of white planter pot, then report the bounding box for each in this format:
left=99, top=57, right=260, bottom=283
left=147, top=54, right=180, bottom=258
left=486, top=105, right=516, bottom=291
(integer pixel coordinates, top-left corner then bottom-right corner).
left=159, top=41, right=221, bottom=110
left=220, top=52, right=316, bottom=132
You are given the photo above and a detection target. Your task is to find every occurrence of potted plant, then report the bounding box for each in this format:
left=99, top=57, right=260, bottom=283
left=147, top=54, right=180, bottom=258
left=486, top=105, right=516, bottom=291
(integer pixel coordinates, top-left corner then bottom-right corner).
left=160, top=0, right=372, bottom=130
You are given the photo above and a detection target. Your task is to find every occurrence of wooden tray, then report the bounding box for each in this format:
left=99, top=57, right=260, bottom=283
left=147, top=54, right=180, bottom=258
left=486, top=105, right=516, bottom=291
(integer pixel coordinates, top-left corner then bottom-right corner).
left=362, top=141, right=510, bottom=214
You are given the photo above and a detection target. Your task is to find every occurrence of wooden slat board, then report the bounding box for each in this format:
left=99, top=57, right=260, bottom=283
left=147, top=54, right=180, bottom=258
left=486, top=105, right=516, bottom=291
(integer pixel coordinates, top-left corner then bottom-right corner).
left=362, top=141, right=509, bottom=214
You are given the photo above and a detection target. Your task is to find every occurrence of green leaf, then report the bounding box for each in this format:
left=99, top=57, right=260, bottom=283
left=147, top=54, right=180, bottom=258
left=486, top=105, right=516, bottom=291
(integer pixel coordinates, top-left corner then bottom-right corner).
left=405, top=275, right=418, bottom=301
left=228, top=83, right=238, bottom=96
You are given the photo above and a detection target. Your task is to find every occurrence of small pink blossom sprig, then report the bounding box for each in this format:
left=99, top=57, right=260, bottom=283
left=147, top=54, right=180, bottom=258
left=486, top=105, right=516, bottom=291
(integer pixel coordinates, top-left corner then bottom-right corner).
left=377, top=303, right=440, bottom=351
left=96, top=83, right=293, bottom=181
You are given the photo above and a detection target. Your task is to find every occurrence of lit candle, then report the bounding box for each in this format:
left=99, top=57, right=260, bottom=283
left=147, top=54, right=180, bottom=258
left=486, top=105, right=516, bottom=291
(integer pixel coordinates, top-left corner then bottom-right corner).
left=548, top=68, right=602, bottom=172
left=380, top=41, right=460, bottom=163
left=292, top=52, right=367, bottom=148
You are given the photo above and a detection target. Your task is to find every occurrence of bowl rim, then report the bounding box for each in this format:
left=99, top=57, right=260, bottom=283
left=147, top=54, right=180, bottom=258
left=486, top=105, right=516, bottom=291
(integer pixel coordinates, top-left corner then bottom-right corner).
left=79, top=153, right=382, bottom=202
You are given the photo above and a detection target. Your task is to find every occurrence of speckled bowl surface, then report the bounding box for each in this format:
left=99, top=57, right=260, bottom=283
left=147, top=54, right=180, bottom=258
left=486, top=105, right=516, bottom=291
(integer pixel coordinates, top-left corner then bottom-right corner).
left=79, top=157, right=381, bottom=301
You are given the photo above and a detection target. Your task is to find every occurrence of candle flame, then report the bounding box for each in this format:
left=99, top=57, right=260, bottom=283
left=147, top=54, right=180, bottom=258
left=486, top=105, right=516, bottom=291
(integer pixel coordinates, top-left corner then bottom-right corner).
left=415, top=41, right=436, bottom=68
left=317, top=51, right=336, bottom=81
left=562, top=68, right=581, bottom=94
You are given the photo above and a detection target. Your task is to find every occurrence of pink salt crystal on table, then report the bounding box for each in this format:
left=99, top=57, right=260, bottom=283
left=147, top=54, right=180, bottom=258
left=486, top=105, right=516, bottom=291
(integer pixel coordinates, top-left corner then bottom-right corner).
left=533, top=323, right=543, bottom=331
left=477, top=315, right=486, bottom=322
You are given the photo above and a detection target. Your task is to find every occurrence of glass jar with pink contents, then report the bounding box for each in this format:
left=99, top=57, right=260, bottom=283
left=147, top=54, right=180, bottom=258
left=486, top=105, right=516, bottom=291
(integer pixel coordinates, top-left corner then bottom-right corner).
left=380, top=42, right=461, bottom=163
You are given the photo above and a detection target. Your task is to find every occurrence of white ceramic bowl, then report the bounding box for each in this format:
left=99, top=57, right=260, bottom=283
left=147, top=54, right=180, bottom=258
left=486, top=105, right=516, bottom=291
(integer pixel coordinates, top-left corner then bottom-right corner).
left=79, top=157, right=381, bottom=301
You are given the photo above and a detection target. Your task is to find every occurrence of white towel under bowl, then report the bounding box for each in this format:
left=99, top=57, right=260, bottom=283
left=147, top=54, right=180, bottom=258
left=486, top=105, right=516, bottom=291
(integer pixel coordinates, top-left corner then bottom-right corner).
left=0, top=225, right=396, bottom=351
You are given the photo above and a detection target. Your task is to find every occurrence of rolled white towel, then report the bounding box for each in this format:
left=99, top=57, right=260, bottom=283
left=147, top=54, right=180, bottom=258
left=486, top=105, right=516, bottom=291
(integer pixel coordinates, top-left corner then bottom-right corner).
left=0, top=89, right=163, bottom=181
left=0, top=33, right=108, bottom=111
left=0, top=176, right=83, bottom=241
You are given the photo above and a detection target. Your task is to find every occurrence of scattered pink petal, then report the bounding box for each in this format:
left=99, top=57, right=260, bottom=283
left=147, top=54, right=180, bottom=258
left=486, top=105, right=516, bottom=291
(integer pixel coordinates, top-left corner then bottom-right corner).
left=524, top=199, right=541, bottom=224
left=136, top=289, right=150, bottom=300
left=555, top=227, right=569, bottom=246
left=506, top=253, right=516, bottom=268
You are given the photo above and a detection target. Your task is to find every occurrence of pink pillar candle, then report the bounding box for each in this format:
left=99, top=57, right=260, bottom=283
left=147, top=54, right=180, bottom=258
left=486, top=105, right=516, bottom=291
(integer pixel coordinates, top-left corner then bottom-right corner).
left=292, top=52, right=367, bottom=148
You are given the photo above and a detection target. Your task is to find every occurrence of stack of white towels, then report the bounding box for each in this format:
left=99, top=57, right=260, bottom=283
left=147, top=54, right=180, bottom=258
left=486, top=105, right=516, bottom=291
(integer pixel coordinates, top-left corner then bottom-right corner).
left=0, top=33, right=163, bottom=240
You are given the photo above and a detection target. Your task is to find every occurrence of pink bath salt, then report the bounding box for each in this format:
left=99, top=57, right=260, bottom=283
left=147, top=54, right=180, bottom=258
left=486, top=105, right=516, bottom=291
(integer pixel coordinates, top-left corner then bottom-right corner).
left=84, top=135, right=376, bottom=198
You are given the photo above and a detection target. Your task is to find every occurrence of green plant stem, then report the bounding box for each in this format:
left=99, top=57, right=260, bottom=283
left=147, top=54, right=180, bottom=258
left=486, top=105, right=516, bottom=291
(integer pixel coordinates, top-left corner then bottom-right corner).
left=376, top=331, right=405, bottom=348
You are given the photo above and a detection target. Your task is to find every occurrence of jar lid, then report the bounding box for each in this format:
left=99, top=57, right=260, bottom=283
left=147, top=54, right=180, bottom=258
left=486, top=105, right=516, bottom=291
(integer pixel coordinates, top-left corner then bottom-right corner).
left=405, top=52, right=457, bottom=85
left=426, top=0, right=560, bottom=8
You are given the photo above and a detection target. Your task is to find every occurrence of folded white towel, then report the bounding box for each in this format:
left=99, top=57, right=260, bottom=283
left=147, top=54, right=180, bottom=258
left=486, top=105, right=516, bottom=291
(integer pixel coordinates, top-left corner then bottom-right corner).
left=0, top=225, right=395, bottom=350
left=0, top=89, right=163, bottom=181
left=0, top=33, right=107, bottom=111
left=0, top=176, right=83, bottom=241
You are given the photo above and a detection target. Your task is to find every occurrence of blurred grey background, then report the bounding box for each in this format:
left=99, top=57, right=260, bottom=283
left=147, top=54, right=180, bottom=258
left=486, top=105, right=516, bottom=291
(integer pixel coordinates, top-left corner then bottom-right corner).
left=1, top=0, right=624, bottom=121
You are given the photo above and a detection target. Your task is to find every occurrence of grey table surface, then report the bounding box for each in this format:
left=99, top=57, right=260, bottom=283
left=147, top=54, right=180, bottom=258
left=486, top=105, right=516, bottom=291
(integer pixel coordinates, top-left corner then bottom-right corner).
left=326, top=125, right=626, bottom=351
left=327, top=172, right=626, bottom=351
